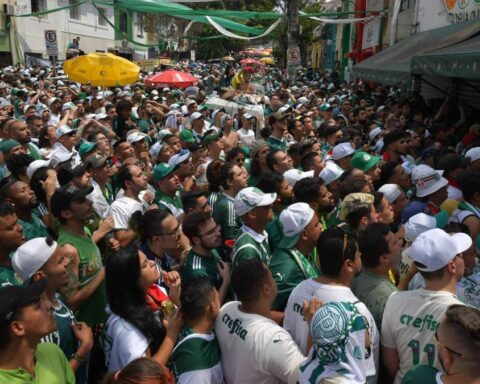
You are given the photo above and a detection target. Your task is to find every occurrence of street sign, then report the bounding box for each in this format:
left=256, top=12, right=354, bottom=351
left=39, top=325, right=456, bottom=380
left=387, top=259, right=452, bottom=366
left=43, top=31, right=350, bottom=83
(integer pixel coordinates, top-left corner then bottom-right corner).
left=44, top=30, right=58, bottom=56
left=287, top=47, right=301, bottom=65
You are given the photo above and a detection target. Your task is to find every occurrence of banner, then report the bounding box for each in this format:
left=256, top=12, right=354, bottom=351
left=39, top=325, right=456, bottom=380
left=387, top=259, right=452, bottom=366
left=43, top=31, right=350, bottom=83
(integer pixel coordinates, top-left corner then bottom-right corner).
left=25, top=54, right=52, bottom=67
left=206, top=16, right=282, bottom=40
left=444, top=0, right=480, bottom=23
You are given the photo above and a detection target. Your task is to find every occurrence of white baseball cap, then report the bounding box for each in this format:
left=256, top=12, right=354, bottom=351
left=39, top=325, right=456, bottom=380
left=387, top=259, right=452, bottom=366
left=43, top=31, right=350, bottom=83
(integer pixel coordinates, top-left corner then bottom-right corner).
left=49, top=150, right=74, bottom=168
left=283, top=169, right=314, bottom=187
left=127, top=131, right=148, bottom=144
left=278, top=202, right=314, bottom=249
left=465, top=147, right=480, bottom=162
left=12, top=238, right=58, bottom=280
left=191, top=112, right=203, bottom=121
left=56, top=125, right=76, bottom=139
left=168, top=149, right=190, bottom=168
left=369, top=127, right=384, bottom=142
left=234, top=187, right=276, bottom=216
left=378, top=184, right=402, bottom=204
left=332, top=142, right=355, bottom=161
left=411, top=228, right=472, bottom=272
left=26, top=160, right=50, bottom=179
left=404, top=211, right=448, bottom=242
left=411, top=164, right=448, bottom=198
left=320, top=161, right=344, bottom=185
left=150, top=141, right=166, bottom=161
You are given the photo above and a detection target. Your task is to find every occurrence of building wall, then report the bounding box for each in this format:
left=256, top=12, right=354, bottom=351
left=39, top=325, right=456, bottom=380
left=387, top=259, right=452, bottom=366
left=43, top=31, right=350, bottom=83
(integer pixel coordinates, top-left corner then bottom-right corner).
left=13, top=0, right=115, bottom=61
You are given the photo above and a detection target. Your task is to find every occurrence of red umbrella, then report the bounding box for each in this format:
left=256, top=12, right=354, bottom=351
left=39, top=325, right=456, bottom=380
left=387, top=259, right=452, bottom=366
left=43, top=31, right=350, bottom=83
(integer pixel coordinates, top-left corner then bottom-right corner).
left=145, top=70, right=198, bottom=88
left=240, top=58, right=264, bottom=66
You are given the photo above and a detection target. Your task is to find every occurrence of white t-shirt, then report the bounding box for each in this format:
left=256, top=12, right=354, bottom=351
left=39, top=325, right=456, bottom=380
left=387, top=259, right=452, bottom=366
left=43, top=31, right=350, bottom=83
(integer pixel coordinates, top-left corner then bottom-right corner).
left=381, top=289, right=463, bottom=384
left=283, top=279, right=379, bottom=382
left=88, top=180, right=111, bottom=219
left=103, top=313, right=149, bottom=372
left=215, top=301, right=306, bottom=384
left=238, top=128, right=255, bottom=147
left=111, top=195, right=148, bottom=230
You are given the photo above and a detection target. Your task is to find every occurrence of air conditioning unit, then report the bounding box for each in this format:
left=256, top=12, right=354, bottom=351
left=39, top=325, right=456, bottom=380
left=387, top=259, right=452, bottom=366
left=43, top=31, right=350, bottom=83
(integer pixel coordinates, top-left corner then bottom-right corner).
left=3, top=4, right=15, bottom=16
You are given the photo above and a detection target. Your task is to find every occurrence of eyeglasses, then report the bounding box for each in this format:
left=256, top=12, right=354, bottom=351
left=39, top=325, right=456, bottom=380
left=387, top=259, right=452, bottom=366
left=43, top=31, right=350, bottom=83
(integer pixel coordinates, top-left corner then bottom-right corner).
left=197, top=224, right=220, bottom=237
left=435, top=331, right=464, bottom=358
left=160, top=225, right=182, bottom=238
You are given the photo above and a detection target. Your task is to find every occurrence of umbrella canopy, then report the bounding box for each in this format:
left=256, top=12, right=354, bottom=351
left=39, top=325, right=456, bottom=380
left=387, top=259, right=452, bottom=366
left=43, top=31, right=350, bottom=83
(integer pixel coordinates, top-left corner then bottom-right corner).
left=63, top=52, right=139, bottom=87
left=260, top=57, right=275, bottom=65
left=145, top=70, right=198, bottom=88
left=222, top=56, right=235, bottom=61
left=240, top=58, right=264, bottom=66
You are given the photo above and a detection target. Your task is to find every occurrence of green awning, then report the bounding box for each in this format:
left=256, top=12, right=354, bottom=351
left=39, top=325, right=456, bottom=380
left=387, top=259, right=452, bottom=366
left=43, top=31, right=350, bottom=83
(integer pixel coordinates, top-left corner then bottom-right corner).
left=411, top=33, right=480, bottom=79
left=352, top=19, right=480, bottom=86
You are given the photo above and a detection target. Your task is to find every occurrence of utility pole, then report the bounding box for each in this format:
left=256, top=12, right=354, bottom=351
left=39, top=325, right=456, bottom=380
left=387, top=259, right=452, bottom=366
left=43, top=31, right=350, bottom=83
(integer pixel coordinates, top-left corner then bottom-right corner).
left=286, top=0, right=300, bottom=82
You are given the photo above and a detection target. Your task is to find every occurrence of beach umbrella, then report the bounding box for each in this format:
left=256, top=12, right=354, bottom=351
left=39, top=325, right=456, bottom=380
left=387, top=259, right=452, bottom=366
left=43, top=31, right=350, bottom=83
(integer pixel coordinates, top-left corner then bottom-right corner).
left=145, top=69, right=198, bottom=88
left=63, top=52, right=139, bottom=87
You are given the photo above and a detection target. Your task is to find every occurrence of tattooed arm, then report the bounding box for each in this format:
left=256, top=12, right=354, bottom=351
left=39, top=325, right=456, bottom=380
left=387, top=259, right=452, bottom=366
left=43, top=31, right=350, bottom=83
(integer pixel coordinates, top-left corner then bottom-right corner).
left=59, top=244, right=105, bottom=310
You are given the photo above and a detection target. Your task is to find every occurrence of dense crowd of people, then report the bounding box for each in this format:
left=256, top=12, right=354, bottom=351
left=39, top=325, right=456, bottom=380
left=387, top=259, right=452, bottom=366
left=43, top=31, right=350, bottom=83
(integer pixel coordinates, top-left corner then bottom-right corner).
left=0, top=60, right=479, bottom=384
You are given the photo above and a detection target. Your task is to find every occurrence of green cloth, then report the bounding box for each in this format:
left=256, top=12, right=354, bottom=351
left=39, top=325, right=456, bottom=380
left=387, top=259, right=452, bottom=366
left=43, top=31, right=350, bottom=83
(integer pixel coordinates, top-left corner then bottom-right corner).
left=154, top=190, right=183, bottom=216
left=267, top=135, right=288, bottom=151
left=401, top=365, right=440, bottom=384
left=351, top=269, right=398, bottom=330
left=182, top=249, right=221, bottom=287
left=169, top=326, right=222, bottom=383
left=265, top=213, right=282, bottom=252
left=18, top=214, right=49, bottom=241
left=112, top=116, right=129, bottom=138
left=212, top=193, right=240, bottom=259
left=41, top=294, right=87, bottom=384
left=58, top=228, right=108, bottom=327
left=0, top=264, right=23, bottom=288
left=232, top=230, right=271, bottom=268
left=270, top=247, right=320, bottom=311
left=27, top=143, right=43, bottom=160
left=0, top=343, right=75, bottom=384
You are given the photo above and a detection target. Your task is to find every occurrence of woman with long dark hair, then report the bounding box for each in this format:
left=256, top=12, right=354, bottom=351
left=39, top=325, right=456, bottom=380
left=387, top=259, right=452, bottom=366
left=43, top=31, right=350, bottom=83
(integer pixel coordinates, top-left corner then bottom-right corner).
left=103, top=246, right=182, bottom=373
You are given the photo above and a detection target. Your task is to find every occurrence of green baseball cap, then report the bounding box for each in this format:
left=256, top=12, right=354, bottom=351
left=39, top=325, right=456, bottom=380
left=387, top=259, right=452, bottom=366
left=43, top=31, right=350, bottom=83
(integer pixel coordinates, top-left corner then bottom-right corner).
left=202, top=131, right=222, bottom=146
left=0, top=139, right=22, bottom=154
left=350, top=151, right=380, bottom=172
left=78, top=141, right=97, bottom=158
left=179, top=129, right=195, bottom=144
left=152, top=163, right=176, bottom=182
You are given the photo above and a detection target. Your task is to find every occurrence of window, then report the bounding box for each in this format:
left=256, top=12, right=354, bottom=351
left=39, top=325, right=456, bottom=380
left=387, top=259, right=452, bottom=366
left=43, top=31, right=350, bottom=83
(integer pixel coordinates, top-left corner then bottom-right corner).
left=136, top=13, right=144, bottom=37
left=119, top=11, right=128, bottom=34
left=31, top=0, right=46, bottom=14
left=400, top=0, right=411, bottom=12
left=98, top=7, right=107, bottom=27
left=69, top=0, right=80, bottom=20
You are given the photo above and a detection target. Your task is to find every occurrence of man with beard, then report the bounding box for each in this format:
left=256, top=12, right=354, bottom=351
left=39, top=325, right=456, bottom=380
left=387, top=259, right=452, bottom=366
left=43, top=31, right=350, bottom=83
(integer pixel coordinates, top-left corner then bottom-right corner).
left=8, top=120, right=43, bottom=160
left=382, top=229, right=469, bottom=384
left=401, top=305, right=480, bottom=384
left=168, top=150, right=195, bottom=193
left=0, top=177, right=49, bottom=240
left=153, top=163, right=184, bottom=221
left=0, top=202, right=25, bottom=287
left=182, top=211, right=231, bottom=304
left=283, top=227, right=379, bottom=384
left=269, top=203, right=322, bottom=312
left=51, top=184, right=107, bottom=328
left=382, top=131, right=412, bottom=164
left=112, top=164, right=150, bottom=247
left=0, top=279, right=76, bottom=383
left=293, top=176, right=336, bottom=230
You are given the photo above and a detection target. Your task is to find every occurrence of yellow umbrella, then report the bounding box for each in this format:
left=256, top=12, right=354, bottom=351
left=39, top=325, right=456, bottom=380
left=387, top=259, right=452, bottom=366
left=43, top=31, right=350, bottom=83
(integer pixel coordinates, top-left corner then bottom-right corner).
left=63, top=52, right=140, bottom=87
left=260, top=57, right=275, bottom=65
left=222, top=56, right=235, bottom=61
